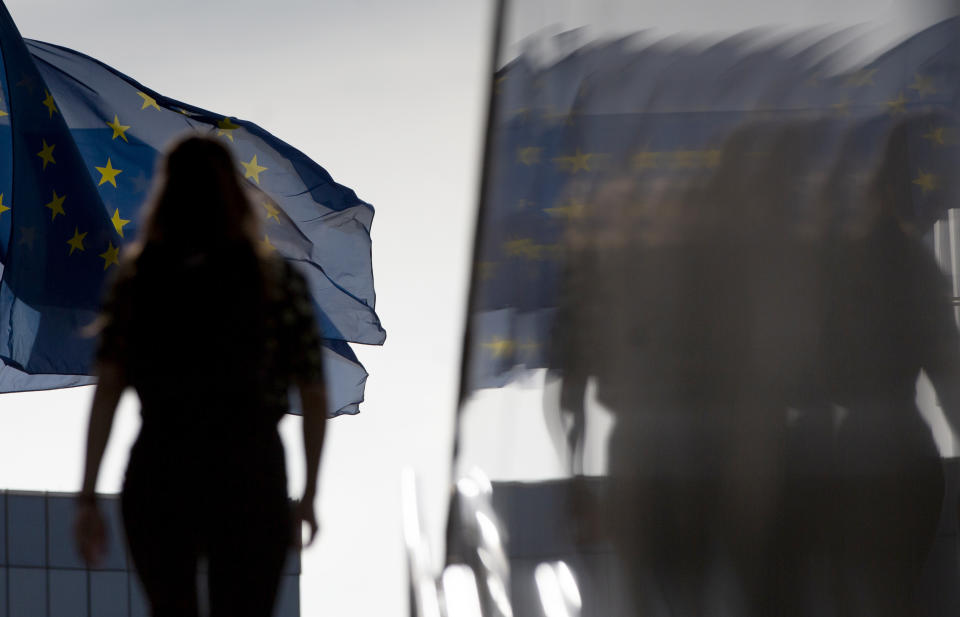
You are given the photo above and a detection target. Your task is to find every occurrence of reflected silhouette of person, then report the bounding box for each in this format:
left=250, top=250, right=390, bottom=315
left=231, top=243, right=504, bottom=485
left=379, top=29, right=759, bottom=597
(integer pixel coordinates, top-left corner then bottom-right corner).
left=73, top=136, right=329, bottom=617
left=566, top=156, right=745, bottom=616
left=585, top=119, right=846, bottom=617
left=821, top=117, right=960, bottom=617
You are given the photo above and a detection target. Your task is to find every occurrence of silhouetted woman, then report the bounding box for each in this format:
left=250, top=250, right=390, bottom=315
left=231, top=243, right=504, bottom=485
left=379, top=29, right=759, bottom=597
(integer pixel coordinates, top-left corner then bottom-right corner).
left=823, top=117, right=960, bottom=617
left=73, top=136, right=328, bottom=617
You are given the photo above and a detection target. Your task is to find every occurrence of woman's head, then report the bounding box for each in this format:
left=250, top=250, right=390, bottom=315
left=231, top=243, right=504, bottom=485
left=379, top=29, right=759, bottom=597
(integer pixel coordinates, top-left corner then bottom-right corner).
left=138, top=135, right=260, bottom=254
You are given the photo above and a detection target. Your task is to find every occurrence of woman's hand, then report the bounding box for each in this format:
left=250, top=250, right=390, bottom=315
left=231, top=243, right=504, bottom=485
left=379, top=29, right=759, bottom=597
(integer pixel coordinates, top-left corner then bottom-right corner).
left=74, top=499, right=107, bottom=566
left=292, top=497, right=319, bottom=549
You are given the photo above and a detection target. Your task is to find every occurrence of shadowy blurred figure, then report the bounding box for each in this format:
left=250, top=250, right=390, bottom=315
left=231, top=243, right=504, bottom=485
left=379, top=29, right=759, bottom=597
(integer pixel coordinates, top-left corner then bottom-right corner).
left=557, top=113, right=960, bottom=617
left=821, top=117, right=960, bottom=617
left=582, top=121, right=819, bottom=617
left=73, top=136, right=328, bottom=617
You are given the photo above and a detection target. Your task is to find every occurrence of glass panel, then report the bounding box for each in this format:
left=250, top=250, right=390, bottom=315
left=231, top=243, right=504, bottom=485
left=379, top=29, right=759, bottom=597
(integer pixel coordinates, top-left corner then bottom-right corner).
left=91, top=498, right=126, bottom=572
left=49, top=569, right=87, bottom=617
left=7, top=494, right=45, bottom=567
left=272, top=574, right=300, bottom=617
left=89, top=571, right=129, bottom=617
left=46, top=496, right=83, bottom=570
left=8, top=567, right=45, bottom=617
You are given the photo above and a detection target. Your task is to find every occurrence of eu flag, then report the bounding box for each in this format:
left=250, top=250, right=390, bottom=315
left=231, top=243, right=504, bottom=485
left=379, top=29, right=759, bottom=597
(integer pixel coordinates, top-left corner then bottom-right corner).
left=0, top=2, right=384, bottom=416
left=464, top=17, right=960, bottom=392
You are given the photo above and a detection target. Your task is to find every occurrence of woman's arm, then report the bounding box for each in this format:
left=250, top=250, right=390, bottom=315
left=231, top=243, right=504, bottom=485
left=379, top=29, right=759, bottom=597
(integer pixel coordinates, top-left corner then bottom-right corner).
left=75, top=361, right=126, bottom=565
left=281, top=259, right=329, bottom=546
left=300, top=381, right=328, bottom=501
left=80, top=361, right=126, bottom=497
left=294, top=381, right=327, bottom=547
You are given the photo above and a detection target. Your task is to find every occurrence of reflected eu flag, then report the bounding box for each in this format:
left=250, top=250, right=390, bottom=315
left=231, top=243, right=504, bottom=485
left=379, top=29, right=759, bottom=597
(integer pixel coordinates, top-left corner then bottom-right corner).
left=0, top=2, right=384, bottom=416
left=464, top=17, right=960, bottom=392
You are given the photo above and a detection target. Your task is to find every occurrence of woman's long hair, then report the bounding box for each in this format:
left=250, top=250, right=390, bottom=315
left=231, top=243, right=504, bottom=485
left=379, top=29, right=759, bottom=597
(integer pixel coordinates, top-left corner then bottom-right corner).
left=133, top=135, right=262, bottom=258
left=91, top=135, right=274, bottom=344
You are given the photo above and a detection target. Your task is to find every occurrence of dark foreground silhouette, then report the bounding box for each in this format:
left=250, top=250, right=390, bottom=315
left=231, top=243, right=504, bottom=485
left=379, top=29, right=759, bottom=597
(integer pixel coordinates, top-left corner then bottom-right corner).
left=74, top=136, right=328, bottom=617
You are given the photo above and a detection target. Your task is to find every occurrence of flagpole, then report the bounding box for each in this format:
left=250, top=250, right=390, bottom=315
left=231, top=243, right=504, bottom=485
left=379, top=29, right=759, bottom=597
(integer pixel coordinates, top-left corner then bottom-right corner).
left=453, top=0, right=508, bottom=444
left=445, top=0, right=508, bottom=562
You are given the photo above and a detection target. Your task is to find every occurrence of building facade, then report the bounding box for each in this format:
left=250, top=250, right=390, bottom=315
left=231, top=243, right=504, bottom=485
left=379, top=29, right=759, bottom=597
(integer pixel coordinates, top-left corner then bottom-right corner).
left=0, top=491, right=300, bottom=617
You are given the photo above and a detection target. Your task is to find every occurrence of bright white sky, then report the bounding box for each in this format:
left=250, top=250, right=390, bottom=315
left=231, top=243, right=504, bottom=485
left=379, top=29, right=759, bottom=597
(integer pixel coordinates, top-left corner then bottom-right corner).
left=0, top=1, right=956, bottom=616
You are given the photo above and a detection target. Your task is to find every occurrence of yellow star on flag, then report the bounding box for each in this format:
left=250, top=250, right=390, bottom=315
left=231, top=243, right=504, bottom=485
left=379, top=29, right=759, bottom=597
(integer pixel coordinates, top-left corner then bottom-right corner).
left=137, top=91, right=161, bottom=111
left=482, top=336, right=515, bottom=358
left=262, top=201, right=280, bottom=222
left=217, top=117, right=240, bottom=141
left=913, top=171, right=937, bottom=194
left=923, top=127, right=946, bottom=146
left=0, top=193, right=9, bottom=216
left=503, top=237, right=544, bottom=260
left=0, top=108, right=8, bottom=117
left=37, top=139, right=56, bottom=170
left=45, top=190, right=66, bottom=221
left=100, top=242, right=120, bottom=270
left=106, top=115, right=130, bottom=141
left=908, top=74, right=937, bottom=98
left=886, top=92, right=908, bottom=114
left=261, top=234, right=277, bottom=253
left=241, top=155, right=267, bottom=184
left=553, top=149, right=599, bottom=173
left=67, top=227, right=87, bottom=255
left=42, top=90, right=58, bottom=118
left=517, top=147, right=542, bottom=165
left=96, top=158, right=123, bottom=187
left=544, top=200, right=588, bottom=220
left=845, top=68, right=877, bottom=87
left=111, top=208, right=130, bottom=237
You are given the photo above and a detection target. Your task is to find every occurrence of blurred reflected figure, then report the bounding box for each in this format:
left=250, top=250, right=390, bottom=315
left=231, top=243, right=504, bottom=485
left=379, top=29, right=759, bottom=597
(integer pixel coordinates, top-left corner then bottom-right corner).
left=587, top=122, right=820, bottom=617
left=73, top=136, right=328, bottom=617
left=560, top=114, right=960, bottom=617
left=823, top=118, right=960, bottom=617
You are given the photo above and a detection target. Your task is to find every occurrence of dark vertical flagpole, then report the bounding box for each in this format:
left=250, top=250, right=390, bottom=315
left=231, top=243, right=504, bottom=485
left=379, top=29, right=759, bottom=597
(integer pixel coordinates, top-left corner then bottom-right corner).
left=452, top=0, right=508, bottom=462
left=443, top=0, right=508, bottom=564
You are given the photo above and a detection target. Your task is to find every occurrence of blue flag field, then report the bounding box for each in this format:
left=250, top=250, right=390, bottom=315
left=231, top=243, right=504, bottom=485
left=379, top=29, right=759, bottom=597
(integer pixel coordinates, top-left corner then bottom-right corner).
left=0, top=1, right=384, bottom=415
left=464, top=18, right=960, bottom=391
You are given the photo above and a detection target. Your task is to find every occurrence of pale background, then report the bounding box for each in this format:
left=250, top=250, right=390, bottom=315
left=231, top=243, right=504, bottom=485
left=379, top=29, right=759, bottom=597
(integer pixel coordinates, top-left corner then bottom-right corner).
left=0, top=1, right=956, bottom=616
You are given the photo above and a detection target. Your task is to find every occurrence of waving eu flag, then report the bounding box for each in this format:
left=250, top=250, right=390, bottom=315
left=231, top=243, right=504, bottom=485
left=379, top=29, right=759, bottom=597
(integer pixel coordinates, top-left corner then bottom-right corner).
left=0, top=1, right=383, bottom=415
left=464, top=15, right=960, bottom=392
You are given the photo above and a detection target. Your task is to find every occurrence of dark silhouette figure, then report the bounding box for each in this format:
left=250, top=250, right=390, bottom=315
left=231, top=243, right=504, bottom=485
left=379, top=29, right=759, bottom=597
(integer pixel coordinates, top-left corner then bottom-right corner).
left=820, top=118, right=960, bottom=617
left=73, top=136, right=328, bottom=617
left=591, top=122, right=829, bottom=617
left=559, top=115, right=960, bottom=617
